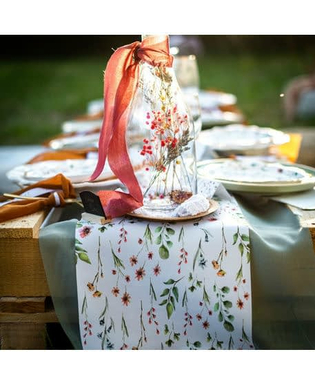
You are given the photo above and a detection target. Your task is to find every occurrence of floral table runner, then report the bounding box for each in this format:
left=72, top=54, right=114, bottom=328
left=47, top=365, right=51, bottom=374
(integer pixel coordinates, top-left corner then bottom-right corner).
left=75, top=197, right=254, bottom=349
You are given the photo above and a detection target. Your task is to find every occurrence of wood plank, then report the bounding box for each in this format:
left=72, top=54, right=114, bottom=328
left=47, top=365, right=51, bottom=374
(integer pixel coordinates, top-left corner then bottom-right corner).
left=0, top=210, right=47, bottom=239
left=0, top=323, right=47, bottom=349
left=0, top=238, right=50, bottom=297
left=288, top=205, right=315, bottom=252
left=0, top=309, right=58, bottom=323
left=0, top=297, right=46, bottom=313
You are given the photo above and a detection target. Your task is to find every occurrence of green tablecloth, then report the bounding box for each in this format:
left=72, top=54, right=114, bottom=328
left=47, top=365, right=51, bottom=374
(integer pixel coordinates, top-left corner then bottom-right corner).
left=39, top=193, right=315, bottom=350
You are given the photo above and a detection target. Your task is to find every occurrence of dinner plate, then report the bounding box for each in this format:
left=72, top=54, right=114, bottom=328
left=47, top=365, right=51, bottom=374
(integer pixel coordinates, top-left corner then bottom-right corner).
left=62, top=119, right=103, bottom=134
left=197, top=159, right=315, bottom=194
left=6, top=148, right=144, bottom=187
left=87, top=99, right=103, bottom=115
left=48, top=132, right=100, bottom=150
left=199, top=90, right=237, bottom=109
left=197, top=125, right=290, bottom=155
left=201, top=110, right=244, bottom=127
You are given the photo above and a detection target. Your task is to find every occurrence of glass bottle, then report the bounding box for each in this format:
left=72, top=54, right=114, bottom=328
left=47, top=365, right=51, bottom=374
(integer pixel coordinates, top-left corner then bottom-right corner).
left=127, top=35, right=198, bottom=212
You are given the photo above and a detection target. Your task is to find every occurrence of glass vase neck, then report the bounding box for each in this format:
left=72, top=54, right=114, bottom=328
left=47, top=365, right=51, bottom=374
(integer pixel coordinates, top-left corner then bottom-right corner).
left=141, top=34, right=169, bottom=43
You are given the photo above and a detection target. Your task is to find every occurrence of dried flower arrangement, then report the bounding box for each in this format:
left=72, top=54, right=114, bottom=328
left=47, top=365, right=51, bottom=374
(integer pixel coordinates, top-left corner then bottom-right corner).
left=135, top=63, right=196, bottom=209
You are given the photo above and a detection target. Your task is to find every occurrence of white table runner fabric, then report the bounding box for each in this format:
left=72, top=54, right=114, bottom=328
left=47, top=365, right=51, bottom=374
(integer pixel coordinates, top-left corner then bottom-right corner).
left=75, top=197, right=253, bottom=350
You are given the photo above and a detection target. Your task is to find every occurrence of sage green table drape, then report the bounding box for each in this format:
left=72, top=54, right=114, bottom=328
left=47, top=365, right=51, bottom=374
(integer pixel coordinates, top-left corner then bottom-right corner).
left=39, top=193, right=315, bottom=349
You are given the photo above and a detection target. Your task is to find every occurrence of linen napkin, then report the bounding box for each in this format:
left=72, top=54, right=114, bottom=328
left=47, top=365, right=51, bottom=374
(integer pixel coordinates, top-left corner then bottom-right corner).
left=0, top=173, right=76, bottom=223
left=269, top=188, right=315, bottom=210
left=27, top=148, right=98, bottom=164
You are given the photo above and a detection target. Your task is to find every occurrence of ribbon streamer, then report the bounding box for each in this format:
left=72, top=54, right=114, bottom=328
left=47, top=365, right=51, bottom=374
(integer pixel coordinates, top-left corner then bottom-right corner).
left=90, top=35, right=173, bottom=218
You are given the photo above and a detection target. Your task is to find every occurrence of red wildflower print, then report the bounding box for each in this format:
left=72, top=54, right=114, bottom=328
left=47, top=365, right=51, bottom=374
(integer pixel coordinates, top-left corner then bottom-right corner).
left=138, top=238, right=143, bottom=244
left=244, top=292, right=250, bottom=300
left=121, top=291, right=131, bottom=306
left=233, top=286, right=238, bottom=292
left=237, top=299, right=244, bottom=309
left=242, top=279, right=246, bottom=284
left=202, top=320, right=210, bottom=329
left=135, top=267, right=146, bottom=281
left=111, top=286, right=120, bottom=297
left=148, top=252, right=153, bottom=260
left=208, top=217, right=218, bottom=222
left=153, top=264, right=161, bottom=276
left=79, top=226, right=92, bottom=238
left=125, top=275, right=131, bottom=283
left=208, top=310, right=212, bottom=316
left=196, top=313, right=202, bottom=321
left=112, top=269, right=117, bottom=275
left=129, top=255, right=138, bottom=266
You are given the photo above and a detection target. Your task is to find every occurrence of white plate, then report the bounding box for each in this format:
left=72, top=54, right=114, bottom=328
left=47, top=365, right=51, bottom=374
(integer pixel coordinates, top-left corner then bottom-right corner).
left=7, top=159, right=110, bottom=185
left=62, top=120, right=103, bottom=134
left=6, top=148, right=144, bottom=186
left=87, top=99, right=103, bottom=115
left=197, top=124, right=290, bottom=154
left=48, top=132, right=100, bottom=150
left=199, top=90, right=237, bottom=109
left=197, top=159, right=315, bottom=194
left=201, top=110, right=244, bottom=127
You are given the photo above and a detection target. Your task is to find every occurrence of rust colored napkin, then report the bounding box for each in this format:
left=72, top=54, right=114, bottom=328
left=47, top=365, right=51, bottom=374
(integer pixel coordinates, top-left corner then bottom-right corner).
left=27, top=148, right=98, bottom=164
left=0, top=174, right=76, bottom=223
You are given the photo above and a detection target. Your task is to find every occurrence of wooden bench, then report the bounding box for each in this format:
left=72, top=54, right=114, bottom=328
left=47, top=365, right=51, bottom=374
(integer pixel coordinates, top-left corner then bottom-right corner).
left=0, top=211, right=58, bottom=349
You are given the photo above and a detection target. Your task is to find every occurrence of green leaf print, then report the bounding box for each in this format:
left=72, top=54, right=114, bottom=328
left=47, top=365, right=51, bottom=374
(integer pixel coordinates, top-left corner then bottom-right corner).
left=223, top=321, right=235, bottom=332
left=166, top=302, right=174, bottom=319
left=238, top=243, right=244, bottom=256
left=155, top=234, right=162, bottom=245
left=78, top=252, right=91, bottom=264
left=160, top=288, right=170, bottom=297
left=223, top=300, right=233, bottom=309
left=155, top=226, right=162, bottom=233
left=159, top=278, right=182, bottom=319
left=172, top=286, right=179, bottom=302
left=221, top=286, right=230, bottom=294
left=241, top=234, right=250, bottom=242
left=159, top=245, right=169, bottom=259
left=166, top=227, right=175, bottom=235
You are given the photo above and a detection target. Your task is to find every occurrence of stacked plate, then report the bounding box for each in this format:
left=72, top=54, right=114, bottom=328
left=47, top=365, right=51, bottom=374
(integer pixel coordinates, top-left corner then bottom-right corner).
left=196, top=124, right=290, bottom=157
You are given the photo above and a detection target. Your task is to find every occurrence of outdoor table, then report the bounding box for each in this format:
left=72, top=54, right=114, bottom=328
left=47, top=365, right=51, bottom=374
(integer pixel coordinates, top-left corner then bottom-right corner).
left=1, top=144, right=315, bottom=349
left=37, top=187, right=315, bottom=350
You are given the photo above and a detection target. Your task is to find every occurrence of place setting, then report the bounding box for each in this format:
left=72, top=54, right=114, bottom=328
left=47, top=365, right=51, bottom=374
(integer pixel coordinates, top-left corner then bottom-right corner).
left=1, top=34, right=315, bottom=352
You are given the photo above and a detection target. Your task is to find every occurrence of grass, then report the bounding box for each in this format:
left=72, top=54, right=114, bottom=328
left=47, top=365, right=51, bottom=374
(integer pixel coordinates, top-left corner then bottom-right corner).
left=0, top=51, right=315, bottom=145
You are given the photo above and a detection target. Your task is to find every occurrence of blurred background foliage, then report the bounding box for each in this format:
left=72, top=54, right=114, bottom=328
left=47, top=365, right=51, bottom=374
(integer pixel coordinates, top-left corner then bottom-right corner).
left=0, top=35, right=315, bottom=145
